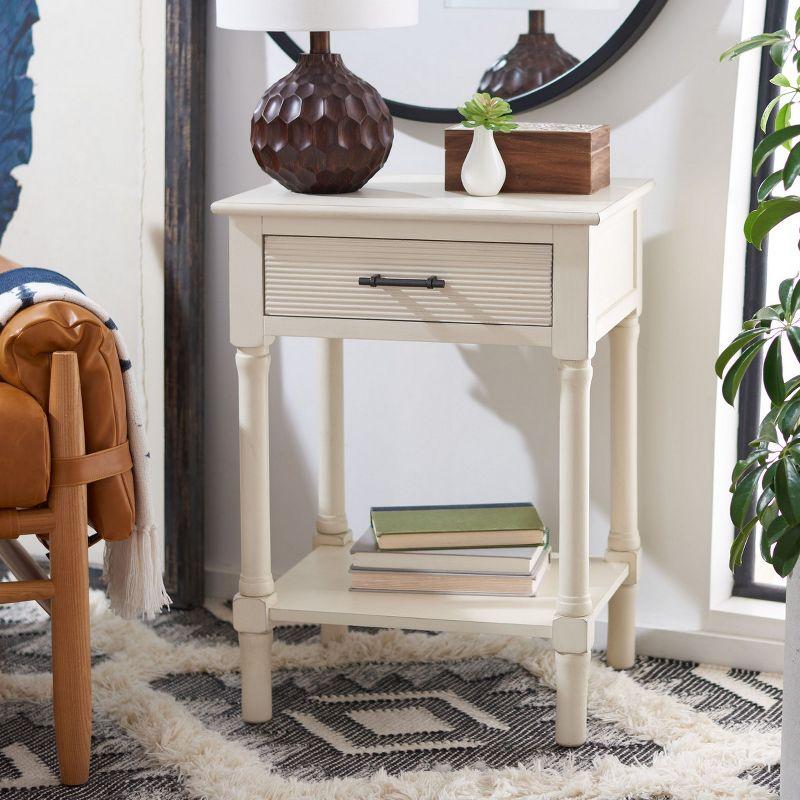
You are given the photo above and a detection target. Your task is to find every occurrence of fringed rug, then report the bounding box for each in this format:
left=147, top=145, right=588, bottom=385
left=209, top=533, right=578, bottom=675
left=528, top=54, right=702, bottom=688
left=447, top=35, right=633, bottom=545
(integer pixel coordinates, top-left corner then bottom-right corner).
left=0, top=594, right=781, bottom=799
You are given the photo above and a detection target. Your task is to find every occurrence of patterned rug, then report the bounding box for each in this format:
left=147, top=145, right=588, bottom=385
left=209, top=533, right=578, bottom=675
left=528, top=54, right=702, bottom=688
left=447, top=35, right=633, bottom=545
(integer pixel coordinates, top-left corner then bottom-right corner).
left=0, top=594, right=782, bottom=799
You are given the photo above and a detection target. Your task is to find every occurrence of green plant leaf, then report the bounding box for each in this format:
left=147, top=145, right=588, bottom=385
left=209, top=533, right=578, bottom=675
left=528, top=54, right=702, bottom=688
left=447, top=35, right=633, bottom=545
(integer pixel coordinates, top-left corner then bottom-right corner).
left=744, top=205, right=766, bottom=243
left=721, top=339, right=770, bottom=404
left=720, top=32, right=789, bottom=61
left=730, top=517, right=758, bottom=570
left=790, top=280, right=800, bottom=315
left=764, top=337, right=786, bottom=404
left=763, top=460, right=780, bottom=488
left=771, top=73, right=793, bottom=88
left=738, top=443, right=771, bottom=472
left=780, top=277, right=794, bottom=314
left=745, top=196, right=800, bottom=248
left=761, top=95, right=785, bottom=132
left=771, top=40, right=791, bottom=67
left=761, top=527, right=774, bottom=563
left=766, top=512, right=787, bottom=543
left=756, top=304, right=784, bottom=321
left=779, top=397, right=800, bottom=437
left=715, top=328, right=766, bottom=376
left=752, top=436, right=778, bottom=449
left=731, top=450, right=767, bottom=488
left=784, top=142, right=800, bottom=188
left=761, top=512, right=787, bottom=562
left=756, top=485, right=776, bottom=518
left=776, top=103, right=793, bottom=146
left=731, top=466, right=761, bottom=527
left=743, top=315, right=774, bottom=329
left=785, top=374, right=800, bottom=396
left=761, top=405, right=781, bottom=443
left=758, top=169, right=784, bottom=200
left=788, top=326, right=800, bottom=362
left=775, top=457, right=800, bottom=524
left=772, top=525, right=800, bottom=576
left=753, top=125, right=800, bottom=173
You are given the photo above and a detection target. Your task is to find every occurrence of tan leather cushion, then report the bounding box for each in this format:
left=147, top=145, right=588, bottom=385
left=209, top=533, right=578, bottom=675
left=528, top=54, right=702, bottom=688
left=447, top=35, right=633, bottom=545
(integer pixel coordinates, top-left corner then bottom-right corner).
left=0, top=301, right=135, bottom=539
left=0, top=257, right=20, bottom=273
left=0, top=382, right=50, bottom=508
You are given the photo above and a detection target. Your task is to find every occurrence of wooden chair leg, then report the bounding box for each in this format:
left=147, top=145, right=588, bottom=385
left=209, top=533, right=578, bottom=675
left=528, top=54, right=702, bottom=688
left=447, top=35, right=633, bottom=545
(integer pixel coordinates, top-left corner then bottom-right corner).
left=48, top=352, right=91, bottom=785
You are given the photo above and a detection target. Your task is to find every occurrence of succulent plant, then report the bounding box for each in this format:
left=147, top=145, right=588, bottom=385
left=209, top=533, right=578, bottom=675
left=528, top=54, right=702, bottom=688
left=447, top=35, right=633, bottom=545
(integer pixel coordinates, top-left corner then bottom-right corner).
left=458, top=93, right=518, bottom=133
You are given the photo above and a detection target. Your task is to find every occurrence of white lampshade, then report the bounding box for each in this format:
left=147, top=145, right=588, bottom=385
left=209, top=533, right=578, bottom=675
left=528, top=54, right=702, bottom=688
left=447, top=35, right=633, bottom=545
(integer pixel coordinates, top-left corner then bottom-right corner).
left=217, top=0, right=419, bottom=31
left=445, top=0, right=620, bottom=8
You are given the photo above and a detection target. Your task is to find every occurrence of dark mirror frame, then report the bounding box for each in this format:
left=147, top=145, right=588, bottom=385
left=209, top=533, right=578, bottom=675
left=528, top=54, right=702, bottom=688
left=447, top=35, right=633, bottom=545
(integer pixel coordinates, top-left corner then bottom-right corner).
left=269, top=0, right=669, bottom=124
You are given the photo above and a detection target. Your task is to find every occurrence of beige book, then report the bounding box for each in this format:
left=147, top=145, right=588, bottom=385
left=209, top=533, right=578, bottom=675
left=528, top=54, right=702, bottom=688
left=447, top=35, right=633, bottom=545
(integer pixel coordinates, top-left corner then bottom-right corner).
left=349, top=549, right=550, bottom=597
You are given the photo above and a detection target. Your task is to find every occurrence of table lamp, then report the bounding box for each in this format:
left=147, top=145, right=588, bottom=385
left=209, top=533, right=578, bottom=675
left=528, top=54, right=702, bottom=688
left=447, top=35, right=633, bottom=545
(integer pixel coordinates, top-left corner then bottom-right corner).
left=445, top=0, right=620, bottom=96
left=216, top=0, right=418, bottom=194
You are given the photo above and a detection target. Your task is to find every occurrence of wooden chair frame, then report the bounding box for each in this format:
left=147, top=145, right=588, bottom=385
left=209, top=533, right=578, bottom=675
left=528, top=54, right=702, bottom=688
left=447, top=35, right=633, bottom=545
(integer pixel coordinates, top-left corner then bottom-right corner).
left=0, top=352, right=92, bottom=785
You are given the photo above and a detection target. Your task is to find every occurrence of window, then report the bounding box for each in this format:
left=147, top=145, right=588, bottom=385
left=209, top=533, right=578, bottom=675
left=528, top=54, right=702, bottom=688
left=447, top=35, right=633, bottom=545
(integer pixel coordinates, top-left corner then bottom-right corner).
left=733, top=0, right=793, bottom=602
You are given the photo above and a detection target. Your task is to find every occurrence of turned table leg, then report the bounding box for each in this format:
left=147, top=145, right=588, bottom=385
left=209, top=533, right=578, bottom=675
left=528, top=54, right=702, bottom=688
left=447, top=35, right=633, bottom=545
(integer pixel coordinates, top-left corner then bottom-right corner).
left=316, top=338, right=352, bottom=645
left=606, top=313, right=640, bottom=669
left=233, top=339, right=276, bottom=722
left=554, top=358, right=594, bottom=747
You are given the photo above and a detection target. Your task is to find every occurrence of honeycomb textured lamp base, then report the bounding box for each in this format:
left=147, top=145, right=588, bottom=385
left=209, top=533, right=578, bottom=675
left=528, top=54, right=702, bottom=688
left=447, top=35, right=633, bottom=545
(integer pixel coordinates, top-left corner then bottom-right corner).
left=251, top=53, right=393, bottom=195
left=479, top=33, right=579, bottom=97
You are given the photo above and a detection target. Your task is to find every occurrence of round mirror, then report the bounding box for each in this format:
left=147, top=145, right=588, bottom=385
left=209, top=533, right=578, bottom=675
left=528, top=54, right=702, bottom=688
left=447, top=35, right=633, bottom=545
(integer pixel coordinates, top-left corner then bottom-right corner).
left=269, top=0, right=668, bottom=123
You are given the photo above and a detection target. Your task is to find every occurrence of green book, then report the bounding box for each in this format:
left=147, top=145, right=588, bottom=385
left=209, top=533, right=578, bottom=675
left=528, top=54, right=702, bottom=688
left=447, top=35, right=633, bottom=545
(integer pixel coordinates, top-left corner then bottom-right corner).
left=370, top=503, right=546, bottom=551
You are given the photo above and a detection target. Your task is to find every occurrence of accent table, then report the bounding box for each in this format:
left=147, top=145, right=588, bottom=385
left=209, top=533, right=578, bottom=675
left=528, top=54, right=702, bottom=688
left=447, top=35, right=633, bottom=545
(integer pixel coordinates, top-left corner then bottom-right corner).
left=211, top=175, right=653, bottom=747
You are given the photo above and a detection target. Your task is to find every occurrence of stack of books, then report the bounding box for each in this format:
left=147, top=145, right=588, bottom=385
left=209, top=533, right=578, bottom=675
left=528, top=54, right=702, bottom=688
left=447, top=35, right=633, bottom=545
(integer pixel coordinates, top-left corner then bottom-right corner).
left=349, top=503, right=550, bottom=597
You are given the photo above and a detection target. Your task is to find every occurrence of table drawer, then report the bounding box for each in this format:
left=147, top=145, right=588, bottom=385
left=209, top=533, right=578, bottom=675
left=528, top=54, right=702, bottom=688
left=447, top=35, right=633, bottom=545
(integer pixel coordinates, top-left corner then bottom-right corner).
left=263, top=236, right=552, bottom=326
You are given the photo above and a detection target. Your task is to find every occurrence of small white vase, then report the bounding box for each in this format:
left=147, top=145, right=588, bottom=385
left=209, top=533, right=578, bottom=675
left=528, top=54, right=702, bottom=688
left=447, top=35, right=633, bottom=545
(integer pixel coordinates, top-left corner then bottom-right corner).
left=461, top=127, right=506, bottom=197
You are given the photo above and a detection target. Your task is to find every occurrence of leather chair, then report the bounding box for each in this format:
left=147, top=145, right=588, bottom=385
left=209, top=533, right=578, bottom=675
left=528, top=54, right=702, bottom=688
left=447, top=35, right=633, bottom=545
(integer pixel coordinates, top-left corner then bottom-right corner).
left=0, top=259, right=136, bottom=785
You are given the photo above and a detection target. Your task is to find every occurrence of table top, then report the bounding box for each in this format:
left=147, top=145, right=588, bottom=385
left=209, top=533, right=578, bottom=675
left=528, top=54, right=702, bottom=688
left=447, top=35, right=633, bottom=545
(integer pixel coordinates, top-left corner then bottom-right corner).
left=211, top=175, right=654, bottom=226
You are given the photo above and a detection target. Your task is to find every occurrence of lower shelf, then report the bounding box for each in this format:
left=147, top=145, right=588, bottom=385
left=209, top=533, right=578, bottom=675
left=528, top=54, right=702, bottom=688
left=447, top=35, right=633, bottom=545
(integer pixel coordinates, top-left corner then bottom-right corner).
left=271, top=547, right=628, bottom=638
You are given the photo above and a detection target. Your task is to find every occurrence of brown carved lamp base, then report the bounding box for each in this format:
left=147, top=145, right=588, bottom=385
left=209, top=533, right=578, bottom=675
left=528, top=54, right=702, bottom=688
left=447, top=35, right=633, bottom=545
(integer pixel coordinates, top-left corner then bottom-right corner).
left=251, top=34, right=393, bottom=195
left=478, top=10, right=579, bottom=97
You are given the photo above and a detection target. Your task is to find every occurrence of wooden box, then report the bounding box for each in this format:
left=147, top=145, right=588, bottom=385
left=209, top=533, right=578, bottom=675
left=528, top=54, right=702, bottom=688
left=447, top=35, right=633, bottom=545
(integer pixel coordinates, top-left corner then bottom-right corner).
left=444, top=122, right=610, bottom=195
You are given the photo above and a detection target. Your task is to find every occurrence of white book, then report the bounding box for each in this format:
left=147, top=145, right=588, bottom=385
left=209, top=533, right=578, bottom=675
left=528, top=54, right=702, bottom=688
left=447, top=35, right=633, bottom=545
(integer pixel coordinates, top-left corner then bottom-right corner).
left=349, top=527, right=549, bottom=575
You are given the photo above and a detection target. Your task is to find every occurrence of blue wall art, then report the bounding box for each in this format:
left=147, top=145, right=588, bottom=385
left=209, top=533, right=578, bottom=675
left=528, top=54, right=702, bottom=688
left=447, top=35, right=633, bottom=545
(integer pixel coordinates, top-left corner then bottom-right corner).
left=0, top=0, right=38, bottom=242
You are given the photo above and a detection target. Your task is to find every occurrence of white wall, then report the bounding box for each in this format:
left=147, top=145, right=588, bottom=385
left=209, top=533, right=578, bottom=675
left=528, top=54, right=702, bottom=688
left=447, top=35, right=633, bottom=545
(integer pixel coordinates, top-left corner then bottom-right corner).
left=2, top=0, right=166, bottom=567
left=205, top=0, right=764, bottom=658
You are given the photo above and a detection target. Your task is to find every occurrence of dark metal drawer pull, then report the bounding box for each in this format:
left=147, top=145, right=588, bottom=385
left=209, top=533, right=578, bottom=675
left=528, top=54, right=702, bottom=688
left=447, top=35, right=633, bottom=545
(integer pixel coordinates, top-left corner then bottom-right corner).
left=358, top=274, right=445, bottom=289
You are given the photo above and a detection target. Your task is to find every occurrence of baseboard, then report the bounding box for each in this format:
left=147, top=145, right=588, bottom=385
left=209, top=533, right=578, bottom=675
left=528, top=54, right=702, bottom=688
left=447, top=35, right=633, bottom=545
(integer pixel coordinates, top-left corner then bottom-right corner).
left=595, top=621, right=783, bottom=673
left=204, top=566, right=785, bottom=673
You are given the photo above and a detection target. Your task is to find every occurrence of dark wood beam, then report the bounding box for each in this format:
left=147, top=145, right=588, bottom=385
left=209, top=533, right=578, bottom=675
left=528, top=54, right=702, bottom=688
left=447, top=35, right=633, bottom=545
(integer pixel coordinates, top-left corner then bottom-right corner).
left=164, top=0, right=207, bottom=608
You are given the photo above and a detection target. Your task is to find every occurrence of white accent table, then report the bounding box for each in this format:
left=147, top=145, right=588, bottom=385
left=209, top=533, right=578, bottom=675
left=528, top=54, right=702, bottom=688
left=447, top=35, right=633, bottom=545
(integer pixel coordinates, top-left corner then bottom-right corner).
left=211, top=175, right=652, bottom=747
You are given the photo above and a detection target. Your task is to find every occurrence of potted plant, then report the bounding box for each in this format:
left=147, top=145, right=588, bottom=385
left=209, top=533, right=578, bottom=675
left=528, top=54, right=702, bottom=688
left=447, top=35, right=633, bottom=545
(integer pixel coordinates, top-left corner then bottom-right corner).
left=457, top=93, right=517, bottom=197
left=718, top=14, right=800, bottom=796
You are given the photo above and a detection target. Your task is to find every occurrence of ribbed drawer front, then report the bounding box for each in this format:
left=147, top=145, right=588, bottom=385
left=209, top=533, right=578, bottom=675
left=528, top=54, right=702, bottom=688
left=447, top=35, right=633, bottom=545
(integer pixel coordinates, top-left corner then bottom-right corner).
left=264, top=236, right=552, bottom=326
